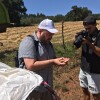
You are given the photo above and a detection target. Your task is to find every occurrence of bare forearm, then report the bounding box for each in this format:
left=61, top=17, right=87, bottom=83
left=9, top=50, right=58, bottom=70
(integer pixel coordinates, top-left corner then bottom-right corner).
left=24, top=57, right=69, bottom=71
left=31, top=59, right=54, bottom=71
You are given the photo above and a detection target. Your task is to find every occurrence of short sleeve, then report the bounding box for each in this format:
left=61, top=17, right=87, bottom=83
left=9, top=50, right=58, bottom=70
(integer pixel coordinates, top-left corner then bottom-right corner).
left=18, top=36, right=37, bottom=59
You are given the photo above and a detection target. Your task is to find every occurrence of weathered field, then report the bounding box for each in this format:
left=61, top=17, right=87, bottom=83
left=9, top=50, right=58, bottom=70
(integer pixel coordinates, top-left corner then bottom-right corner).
left=1, top=21, right=100, bottom=52
left=0, top=20, right=100, bottom=100
left=0, top=20, right=100, bottom=52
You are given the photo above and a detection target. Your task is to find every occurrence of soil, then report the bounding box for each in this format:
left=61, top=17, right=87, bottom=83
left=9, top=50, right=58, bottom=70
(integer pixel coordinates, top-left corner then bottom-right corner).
left=54, top=66, right=93, bottom=100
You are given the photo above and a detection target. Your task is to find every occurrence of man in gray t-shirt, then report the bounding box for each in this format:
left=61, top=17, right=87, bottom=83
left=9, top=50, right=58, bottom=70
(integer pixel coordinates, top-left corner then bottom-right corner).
left=18, top=19, right=69, bottom=87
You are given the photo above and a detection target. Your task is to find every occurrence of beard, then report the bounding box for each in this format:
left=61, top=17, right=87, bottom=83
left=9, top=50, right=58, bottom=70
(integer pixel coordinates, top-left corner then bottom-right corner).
left=39, top=32, right=52, bottom=44
left=40, top=33, right=46, bottom=43
left=40, top=36, right=51, bottom=44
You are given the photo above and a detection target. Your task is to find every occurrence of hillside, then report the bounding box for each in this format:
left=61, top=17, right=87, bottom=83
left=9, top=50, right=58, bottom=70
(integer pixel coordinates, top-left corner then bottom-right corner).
left=0, top=21, right=100, bottom=100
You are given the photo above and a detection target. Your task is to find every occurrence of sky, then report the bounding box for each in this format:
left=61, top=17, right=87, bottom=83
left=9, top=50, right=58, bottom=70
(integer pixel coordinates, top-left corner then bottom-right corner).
left=24, top=0, right=100, bottom=16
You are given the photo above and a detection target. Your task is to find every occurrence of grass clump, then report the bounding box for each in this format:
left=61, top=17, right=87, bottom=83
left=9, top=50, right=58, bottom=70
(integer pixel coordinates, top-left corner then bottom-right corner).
left=0, top=50, right=17, bottom=67
left=53, top=42, right=76, bottom=58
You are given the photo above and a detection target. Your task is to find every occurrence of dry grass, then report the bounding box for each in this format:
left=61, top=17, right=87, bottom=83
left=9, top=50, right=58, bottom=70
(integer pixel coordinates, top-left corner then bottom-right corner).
left=0, top=20, right=100, bottom=52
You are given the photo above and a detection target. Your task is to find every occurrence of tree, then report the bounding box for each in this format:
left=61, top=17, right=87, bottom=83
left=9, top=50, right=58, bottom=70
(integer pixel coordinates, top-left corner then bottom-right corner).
left=2, top=0, right=27, bottom=25
left=65, top=5, right=92, bottom=21
left=54, top=14, right=64, bottom=22
left=81, top=7, right=92, bottom=19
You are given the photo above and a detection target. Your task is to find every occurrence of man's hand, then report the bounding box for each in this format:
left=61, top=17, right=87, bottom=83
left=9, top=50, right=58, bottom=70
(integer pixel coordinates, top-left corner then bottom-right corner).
left=82, top=38, right=89, bottom=44
left=53, top=57, right=70, bottom=66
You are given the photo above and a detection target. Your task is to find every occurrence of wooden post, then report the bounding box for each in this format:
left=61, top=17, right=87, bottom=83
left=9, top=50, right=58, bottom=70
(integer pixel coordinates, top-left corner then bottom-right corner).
left=61, top=20, right=65, bottom=50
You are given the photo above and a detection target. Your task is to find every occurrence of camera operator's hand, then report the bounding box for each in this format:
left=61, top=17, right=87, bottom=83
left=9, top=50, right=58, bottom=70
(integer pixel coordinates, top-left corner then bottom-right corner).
left=82, top=37, right=90, bottom=44
left=53, top=57, right=70, bottom=66
left=75, top=30, right=85, bottom=38
left=75, top=32, right=80, bottom=39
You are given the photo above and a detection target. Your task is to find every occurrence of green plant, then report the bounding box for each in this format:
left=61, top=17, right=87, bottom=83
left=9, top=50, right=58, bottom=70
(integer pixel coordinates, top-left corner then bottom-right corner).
left=62, top=85, right=69, bottom=92
left=0, top=50, right=17, bottom=67
left=53, top=82, right=69, bottom=92
left=53, top=42, right=76, bottom=58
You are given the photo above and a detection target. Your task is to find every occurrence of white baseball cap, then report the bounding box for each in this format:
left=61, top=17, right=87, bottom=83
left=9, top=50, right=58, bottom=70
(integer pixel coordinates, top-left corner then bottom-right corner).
left=38, top=19, right=58, bottom=34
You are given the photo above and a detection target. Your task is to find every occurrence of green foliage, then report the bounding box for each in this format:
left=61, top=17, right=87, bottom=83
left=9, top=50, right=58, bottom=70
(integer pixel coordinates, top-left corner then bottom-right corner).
left=2, top=0, right=100, bottom=26
left=54, top=82, right=69, bottom=92
left=54, top=42, right=76, bottom=58
left=2, top=0, right=27, bottom=24
left=20, top=13, right=46, bottom=25
left=0, top=50, right=17, bottom=67
left=0, top=2, right=10, bottom=24
left=20, top=16, right=33, bottom=26
left=53, top=14, right=64, bottom=22
left=65, top=5, right=92, bottom=21
left=93, top=14, right=100, bottom=20
left=62, top=85, right=69, bottom=92
left=19, top=5, right=100, bottom=26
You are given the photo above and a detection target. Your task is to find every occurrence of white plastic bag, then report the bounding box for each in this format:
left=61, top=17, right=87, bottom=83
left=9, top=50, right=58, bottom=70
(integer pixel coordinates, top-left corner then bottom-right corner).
left=0, top=62, right=43, bottom=100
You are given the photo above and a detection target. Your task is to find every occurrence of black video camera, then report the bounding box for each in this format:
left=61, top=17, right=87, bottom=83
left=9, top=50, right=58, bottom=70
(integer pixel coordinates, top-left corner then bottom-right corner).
left=73, top=30, right=88, bottom=48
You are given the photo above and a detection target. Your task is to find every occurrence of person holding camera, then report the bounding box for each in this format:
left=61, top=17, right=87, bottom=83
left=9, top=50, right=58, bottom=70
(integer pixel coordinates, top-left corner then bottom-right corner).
left=74, top=16, right=100, bottom=100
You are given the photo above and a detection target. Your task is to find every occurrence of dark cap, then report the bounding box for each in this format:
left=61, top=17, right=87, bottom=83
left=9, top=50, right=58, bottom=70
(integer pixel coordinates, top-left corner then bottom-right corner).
left=83, top=16, right=96, bottom=25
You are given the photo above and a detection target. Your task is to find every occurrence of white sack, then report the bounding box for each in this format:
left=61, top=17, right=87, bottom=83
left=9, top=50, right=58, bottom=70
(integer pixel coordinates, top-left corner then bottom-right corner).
left=0, top=62, right=43, bottom=100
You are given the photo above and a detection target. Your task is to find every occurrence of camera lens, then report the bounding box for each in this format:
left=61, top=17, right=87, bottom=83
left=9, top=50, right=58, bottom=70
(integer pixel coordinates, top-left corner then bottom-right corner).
left=74, top=35, right=83, bottom=48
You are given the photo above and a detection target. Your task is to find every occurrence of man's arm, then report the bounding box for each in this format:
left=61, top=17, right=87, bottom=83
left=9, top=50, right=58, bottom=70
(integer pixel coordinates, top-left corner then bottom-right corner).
left=87, top=41, right=100, bottom=56
left=24, top=57, right=69, bottom=71
left=83, top=38, right=100, bottom=57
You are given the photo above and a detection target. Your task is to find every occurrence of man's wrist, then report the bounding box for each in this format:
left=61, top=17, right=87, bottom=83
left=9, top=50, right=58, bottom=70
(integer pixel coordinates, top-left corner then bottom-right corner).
left=49, top=59, right=54, bottom=64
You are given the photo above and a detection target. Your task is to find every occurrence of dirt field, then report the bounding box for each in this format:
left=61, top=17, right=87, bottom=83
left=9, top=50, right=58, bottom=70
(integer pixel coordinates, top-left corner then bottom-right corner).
left=0, top=20, right=100, bottom=100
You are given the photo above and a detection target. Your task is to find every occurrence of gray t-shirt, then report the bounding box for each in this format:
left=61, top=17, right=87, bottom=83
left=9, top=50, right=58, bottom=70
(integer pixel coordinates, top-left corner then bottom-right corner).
left=18, top=32, right=55, bottom=86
